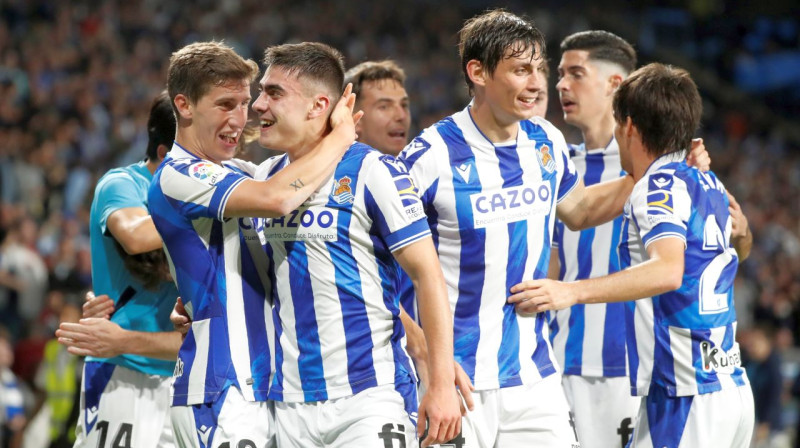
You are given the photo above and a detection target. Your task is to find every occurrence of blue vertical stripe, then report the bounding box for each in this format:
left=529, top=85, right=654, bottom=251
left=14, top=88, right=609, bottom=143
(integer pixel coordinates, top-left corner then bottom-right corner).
left=267, top=246, right=285, bottom=402
left=624, top=301, right=639, bottom=394
left=330, top=158, right=378, bottom=397
left=564, top=305, right=585, bottom=373
left=645, top=387, right=693, bottom=447
left=286, top=241, right=327, bottom=401
left=602, top=302, right=627, bottom=377
left=497, top=143, right=524, bottom=384
left=440, top=123, right=484, bottom=380
left=239, top=240, right=270, bottom=400
left=531, top=313, right=557, bottom=377
left=653, top=324, right=675, bottom=394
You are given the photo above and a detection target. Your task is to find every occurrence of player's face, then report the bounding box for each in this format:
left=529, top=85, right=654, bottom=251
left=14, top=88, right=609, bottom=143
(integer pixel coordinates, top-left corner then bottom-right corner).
left=252, top=66, right=316, bottom=154
left=481, top=44, right=544, bottom=125
left=355, top=79, right=410, bottom=156
left=557, top=50, right=613, bottom=130
left=531, top=69, right=549, bottom=118
left=187, top=80, right=251, bottom=164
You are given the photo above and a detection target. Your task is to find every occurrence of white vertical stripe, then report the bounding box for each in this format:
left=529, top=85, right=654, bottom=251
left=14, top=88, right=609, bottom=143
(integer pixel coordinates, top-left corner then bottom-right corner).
left=272, top=245, right=302, bottom=395
left=669, top=326, right=696, bottom=395
left=633, top=297, right=655, bottom=395
left=188, top=318, right=210, bottom=399
left=224, top=220, right=253, bottom=400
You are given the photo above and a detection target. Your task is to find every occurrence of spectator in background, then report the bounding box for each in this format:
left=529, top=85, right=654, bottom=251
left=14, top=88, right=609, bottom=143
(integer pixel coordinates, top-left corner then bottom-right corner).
left=0, top=327, right=26, bottom=448
left=743, top=324, right=788, bottom=448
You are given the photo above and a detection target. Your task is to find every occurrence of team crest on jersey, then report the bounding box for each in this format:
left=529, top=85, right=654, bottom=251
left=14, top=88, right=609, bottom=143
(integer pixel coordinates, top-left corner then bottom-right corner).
left=331, top=176, right=354, bottom=204
left=535, top=144, right=556, bottom=173
left=190, top=162, right=226, bottom=185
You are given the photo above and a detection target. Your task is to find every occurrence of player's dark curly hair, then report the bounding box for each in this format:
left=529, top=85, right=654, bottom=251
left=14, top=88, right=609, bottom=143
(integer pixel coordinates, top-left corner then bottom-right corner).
left=114, top=242, right=171, bottom=291
left=145, top=92, right=176, bottom=162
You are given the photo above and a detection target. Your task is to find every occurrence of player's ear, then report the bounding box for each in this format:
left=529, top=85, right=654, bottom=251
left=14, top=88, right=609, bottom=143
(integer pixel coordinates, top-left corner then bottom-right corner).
left=308, top=94, right=331, bottom=119
left=173, top=94, right=192, bottom=120
left=466, top=60, right=487, bottom=88
left=156, top=144, right=170, bottom=162
left=608, top=73, right=624, bottom=95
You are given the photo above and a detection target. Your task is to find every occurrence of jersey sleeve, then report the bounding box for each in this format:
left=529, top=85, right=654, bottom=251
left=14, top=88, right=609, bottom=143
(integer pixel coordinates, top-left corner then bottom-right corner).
left=632, top=171, right=691, bottom=248
left=95, top=172, right=147, bottom=235
left=363, top=154, right=431, bottom=252
left=549, top=125, right=580, bottom=202
left=399, top=135, right=439, bottom=210
left=158, top=160, right=249, bottom=221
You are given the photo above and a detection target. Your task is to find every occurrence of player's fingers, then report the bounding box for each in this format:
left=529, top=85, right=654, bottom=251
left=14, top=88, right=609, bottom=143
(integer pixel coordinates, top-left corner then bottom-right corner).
left=353, top=110, right=364, bottom=126
left=342, top=82, right=353, bottom=97
left=84, top=290, right=95, bottom=302
left=422, top=418, right=440, bottom=447
left=416, top=410, right=427, bottom=438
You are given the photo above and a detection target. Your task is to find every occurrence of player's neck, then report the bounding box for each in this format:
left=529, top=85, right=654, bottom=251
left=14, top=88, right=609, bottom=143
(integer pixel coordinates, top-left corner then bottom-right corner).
left=469, top=98, right=518, bottom=143
left=581, top=113, right=616, bottom=150
left=145, top=158, right=160, bottom=175
left=286, top=122, right=329, bottom=162
left=631, top=146, right=655, bottom=182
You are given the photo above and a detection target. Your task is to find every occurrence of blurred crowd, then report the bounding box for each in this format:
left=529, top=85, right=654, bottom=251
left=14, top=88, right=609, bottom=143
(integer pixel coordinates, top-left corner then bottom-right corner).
left=0, top=0, right=797, bottom=446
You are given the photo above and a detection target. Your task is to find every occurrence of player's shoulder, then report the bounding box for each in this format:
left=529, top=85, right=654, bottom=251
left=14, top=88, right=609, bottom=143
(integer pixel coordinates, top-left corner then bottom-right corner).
left=95, top=163, right=147, bottom=194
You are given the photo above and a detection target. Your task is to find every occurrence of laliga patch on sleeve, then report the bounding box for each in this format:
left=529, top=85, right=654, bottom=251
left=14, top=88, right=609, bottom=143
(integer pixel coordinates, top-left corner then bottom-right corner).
left=189, top=162, right=228, bottom=186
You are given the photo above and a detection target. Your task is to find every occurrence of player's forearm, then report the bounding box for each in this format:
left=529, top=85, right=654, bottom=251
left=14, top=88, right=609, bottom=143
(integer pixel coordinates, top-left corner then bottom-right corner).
left=119, top=330, right=182, bottom=360
left=579, top=175, right=634, bottom=229
left=415, top=276, right=456, bottom=389
left=732, top=226, right=752, bottom=262
left=109, top=213, right=163, bottom=255
left=575, top=247, right=683, bottom=305
left=400, top=305, right=427, bottom=362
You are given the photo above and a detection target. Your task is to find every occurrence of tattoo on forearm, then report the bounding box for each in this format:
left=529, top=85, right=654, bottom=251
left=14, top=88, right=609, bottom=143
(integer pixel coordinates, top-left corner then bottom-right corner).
left=290, top=179, right=305, bottom=191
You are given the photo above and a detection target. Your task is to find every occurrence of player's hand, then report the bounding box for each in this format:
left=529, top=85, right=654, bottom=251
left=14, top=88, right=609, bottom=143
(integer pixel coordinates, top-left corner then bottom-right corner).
left=329, top=83, right=364, bottom=138
left=418, top=382, right=462, bottom=447
left=727, top=191, right=749, bottom=240
left=83, top=291, right=114, bottom=319
left=171, top=297, right=191, bottom=340
left=56, top=318, right=125, bottom=358
left=508, top=279, right=578, bottom=314
left=454, top=361, right=475, bottom=415
left=686, top=138, right=710, bottom=172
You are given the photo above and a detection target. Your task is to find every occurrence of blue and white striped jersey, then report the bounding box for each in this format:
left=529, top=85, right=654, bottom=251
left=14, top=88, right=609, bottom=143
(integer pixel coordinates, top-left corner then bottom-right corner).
left=620, top=151, right=747, bottom=397
left=548, top=140, right=628, bottom=378
left=149, top=143, right=274, bottom=406
left=400, top=107, right=580, bottom=391
left=255, top=143, right=426, bottom=403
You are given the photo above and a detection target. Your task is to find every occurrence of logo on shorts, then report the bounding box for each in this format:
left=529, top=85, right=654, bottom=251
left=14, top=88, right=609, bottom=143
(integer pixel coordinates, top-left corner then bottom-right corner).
left=378, top=423, right=407, bottom=448
left=197, top=425, right=212, bottom=447
left=86, top=405, right=99, bottom=432
left=332, top=176, right=354, bottom=204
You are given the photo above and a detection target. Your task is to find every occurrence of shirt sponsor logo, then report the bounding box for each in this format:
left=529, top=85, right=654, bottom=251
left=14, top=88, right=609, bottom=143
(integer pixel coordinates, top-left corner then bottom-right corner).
left=700, top=341, right=741, bottom=374
left=331, top=176, right=354, bottom=204
left=470, top=183, right=552, bottom=228
left=263, top=206, right=338, bottom=242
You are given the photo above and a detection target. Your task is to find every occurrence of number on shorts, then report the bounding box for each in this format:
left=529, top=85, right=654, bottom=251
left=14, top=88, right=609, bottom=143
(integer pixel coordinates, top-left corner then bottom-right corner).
left=95, top=421, right=132, bottom=448
left=218, top=440, right=256, bottom=448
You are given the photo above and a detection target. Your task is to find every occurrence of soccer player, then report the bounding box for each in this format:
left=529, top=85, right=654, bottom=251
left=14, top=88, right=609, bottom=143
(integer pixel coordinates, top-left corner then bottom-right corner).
left=509, top=63, right=755, bottom=447
left=250, top=42, right=461, bottom=447
left=69, top=92, right=180, bottom=448
left=148, top=41, right=358, bottom=447
left=532, top=60, right=550, bottom=118
left=399, top=10, right=640, bottom=447
left=344, top=59, right=476, bottom=425
left=547, top=31, right=642, bottom=448
left=345, top=60, right=411, bottom=157
left=547, top=31, right=715, bottom=448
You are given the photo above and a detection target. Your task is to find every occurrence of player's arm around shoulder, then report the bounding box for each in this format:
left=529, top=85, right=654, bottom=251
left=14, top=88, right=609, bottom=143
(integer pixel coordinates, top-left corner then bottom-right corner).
left=727, top=190, right=752, bottom=262
left=556, top=174, right=635, bottom=231
left=224, top=84, right=361, bottom=218
left=393, top=240, right=462, bottom=446
left=106, top=207, right=162, bottom=254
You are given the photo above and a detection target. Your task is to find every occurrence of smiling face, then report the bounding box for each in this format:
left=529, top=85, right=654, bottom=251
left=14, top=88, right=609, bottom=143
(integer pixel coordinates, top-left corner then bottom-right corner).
left=251, top=66, right=317, bottom=155
left=479, top=43, right=544, bottom=127
left=355, top=79, right=410, bottom=156
left=556, top=49, right=617, bottom=132
left=178, top=79, right=251, bottom=164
